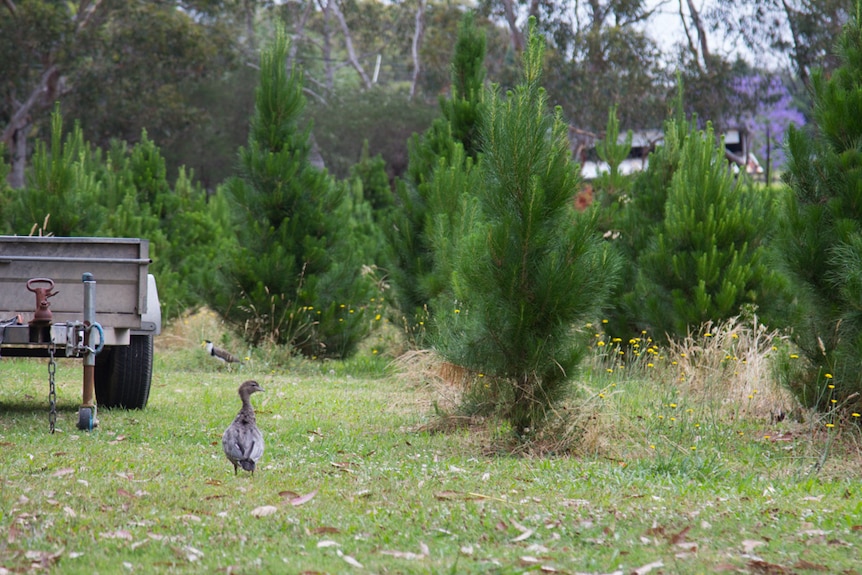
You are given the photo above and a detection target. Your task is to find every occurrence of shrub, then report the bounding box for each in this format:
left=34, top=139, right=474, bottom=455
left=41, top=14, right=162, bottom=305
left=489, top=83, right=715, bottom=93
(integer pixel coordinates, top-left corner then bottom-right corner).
left=778, top=7, right=862, bottom=412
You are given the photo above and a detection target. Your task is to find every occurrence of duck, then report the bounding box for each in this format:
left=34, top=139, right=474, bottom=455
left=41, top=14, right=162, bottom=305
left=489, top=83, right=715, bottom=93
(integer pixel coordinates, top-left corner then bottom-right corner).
left=204, top=340, right=242, bottom=364
left=222, top=380, right=265, bottom=476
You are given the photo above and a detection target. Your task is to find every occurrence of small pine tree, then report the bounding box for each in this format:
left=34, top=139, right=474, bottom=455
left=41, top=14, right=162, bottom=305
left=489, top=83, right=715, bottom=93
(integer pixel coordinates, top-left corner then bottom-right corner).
left=211, top=24, right=376, bottom=357
left=15, top=106, right=106, bottom=236
left=634, top=123, right=785, bottom=339
left=437, top=19, right=621, bottom=436
left=779, top=3, right=862, bottom=411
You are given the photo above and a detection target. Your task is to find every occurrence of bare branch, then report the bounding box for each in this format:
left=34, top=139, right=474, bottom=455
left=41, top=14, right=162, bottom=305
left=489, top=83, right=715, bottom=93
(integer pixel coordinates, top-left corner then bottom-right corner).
left=330, top=0, right=372, bottom=89
left=679, top=0, right=703, bottom=73
left=1, top=65, right=61, bottom=148
left=686, top=0, right=711, bottom=68
left=288, top=0, right=315, bottom=70
left=501, top=0, right=524, bottom=53
left=3, top=0, right=17, bottom=16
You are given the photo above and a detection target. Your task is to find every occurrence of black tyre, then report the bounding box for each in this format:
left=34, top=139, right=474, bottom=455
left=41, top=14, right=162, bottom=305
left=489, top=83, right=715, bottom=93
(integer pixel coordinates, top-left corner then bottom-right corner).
left=94, top=334, right=153, bottom=409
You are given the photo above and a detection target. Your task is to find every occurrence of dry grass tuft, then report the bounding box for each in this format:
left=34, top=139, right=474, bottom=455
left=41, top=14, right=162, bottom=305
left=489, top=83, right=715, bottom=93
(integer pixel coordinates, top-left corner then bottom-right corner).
left=668, top=314, right=799, bottom=420
left=156, top=307, right=234, bottom=353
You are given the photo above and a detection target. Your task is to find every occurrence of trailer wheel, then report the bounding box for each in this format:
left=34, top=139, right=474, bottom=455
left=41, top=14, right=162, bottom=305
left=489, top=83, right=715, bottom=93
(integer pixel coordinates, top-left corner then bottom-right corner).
left=95, top=334, right=153, bottom=409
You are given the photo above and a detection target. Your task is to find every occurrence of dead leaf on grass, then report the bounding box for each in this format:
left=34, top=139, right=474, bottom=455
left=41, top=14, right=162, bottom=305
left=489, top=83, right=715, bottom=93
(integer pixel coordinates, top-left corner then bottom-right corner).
left=173, top=545, right=204, bottom=562
left=742, top=539, right=766, bottom=553
left=290, top=490, right=318, bottom=506
left=100, top=530, right=133, bottom=540
left=24, top=549, right=64, bottom=569
left=632, top=560, right=664, bottom=574
left=311, top=526, right=340, bottom=535
left=380, top=543, right=429, bottom=560
left=251, top=505, right=278, bottom=518
left=337, top=550, right=363, bottom=568
left=52, top=468, right=74, bottom=477
left=747, top=559, right=789, bottom=574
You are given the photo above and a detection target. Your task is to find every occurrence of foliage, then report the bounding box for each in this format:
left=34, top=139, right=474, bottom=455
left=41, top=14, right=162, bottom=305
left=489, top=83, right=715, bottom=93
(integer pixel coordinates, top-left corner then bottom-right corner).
left=14, top=107, right=107, bottom=236
left=436, top=19, right=621, bottom=436
left=209, top=24, right=377, bottom=359
left=1, top=105, right=231, bottom=321
left=778, top=6, right=862, bottom=413
left=386, top=11, right=488, bottom=340
left=629, top=122, right=787, bottom=340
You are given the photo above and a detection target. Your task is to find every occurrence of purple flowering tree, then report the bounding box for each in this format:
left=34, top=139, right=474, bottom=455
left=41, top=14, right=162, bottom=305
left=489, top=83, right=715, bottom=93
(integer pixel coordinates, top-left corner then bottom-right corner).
left=731, top=75, right=806, bottom=181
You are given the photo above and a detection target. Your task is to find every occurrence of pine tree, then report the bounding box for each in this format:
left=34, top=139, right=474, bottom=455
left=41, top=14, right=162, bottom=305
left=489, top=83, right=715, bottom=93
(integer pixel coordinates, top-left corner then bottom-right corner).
left=779, top=3, right=862, bottom=411
left=634, top=123, right=785, bottom=339
left=437, top=19, right=621, bottom=436
left=210, top=24, right=376, bottom=357
left=387, top=11, right=487, bottom=338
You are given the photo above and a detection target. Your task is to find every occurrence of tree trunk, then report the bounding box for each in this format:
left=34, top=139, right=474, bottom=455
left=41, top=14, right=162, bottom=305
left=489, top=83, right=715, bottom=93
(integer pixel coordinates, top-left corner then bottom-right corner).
left=409, top=0, right=426, bottom=100
left=500, top=0, right=524, bottom=53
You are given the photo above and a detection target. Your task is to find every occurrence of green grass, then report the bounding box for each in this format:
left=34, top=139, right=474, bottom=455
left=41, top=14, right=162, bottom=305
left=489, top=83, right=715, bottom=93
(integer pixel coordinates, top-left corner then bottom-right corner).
left=2, top=324, right=862, bottom=574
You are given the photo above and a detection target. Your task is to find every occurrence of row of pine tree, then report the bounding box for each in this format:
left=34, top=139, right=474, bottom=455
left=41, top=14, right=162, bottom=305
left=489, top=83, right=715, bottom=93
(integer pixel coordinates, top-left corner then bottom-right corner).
left=2, top=11, right=862, bottom=434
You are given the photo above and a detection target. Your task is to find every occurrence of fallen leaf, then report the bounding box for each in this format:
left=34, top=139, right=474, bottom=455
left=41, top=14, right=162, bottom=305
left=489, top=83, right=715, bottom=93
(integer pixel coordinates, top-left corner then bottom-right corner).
left=279, top=490, right=300, bottom=500
left=742, top=539, right=766, bottom=553
left=117, top=488, right=135, bottom=498
left=173, top=545, right=204, bottom=562
left=670, top=526, right=691, bottom=544
left=380, top=549, right=426, bottom=560
left=511, top=529, right=534, bottom=542
left=317, top=540, right=340, bottom=548
left=24, top=549, right=64, bottom=568
left=632, top=560, right=664, bottom=575
left=251, top=505, right=278, bottom=518
left=290, top=490, right=318, bottom=506
left=747, top=559, right=789, bottom=574
left=52, top=468, right=74, bottom=477
left=311, top=526, right=340, bottom=535
left=337, top=550, right=363, bottom=568
left=100, top=530, right=133, bottom=540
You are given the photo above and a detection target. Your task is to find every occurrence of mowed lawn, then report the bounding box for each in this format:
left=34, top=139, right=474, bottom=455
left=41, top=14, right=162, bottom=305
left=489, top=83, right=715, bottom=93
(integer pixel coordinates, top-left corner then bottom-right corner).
left=2, top=321, right=862, bottom=574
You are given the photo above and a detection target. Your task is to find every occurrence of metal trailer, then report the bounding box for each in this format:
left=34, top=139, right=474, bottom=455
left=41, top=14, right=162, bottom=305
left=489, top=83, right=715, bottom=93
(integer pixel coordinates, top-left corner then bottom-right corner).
left=0, top=236, right=161, bottom=432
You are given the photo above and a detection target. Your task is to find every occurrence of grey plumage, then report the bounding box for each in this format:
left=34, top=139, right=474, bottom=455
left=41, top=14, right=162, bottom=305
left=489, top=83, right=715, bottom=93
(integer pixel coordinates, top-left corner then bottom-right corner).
left=222, top=380, right=265, bottom=476
left=205, top=340, right=242, bottom=364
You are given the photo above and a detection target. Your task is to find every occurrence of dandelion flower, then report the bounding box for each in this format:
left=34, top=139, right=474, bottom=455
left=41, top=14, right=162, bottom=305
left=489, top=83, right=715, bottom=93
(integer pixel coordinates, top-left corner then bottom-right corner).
left=852, top=413, right=860, bottom=418
left=790, top=354, right=799, bottom=359
left=669, top=403, right=677, bottom=408
left=826, top=423, right=835, bottom=428
left=828, top=384, right=835, bottom=389
left=825, top=373, right=833, bottom=379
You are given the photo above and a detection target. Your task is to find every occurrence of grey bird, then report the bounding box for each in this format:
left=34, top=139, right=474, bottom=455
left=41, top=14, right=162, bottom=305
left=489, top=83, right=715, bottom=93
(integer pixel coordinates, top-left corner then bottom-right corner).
left=222, top=380, right=265, bottom=476
left=204, top=340, right=242, bottom=364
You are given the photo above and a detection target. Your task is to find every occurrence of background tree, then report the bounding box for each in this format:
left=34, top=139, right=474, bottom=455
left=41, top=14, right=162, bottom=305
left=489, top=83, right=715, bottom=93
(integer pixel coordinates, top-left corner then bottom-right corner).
left=386, top=11, right=487, bottom=338
left=778, top=5, right=862, bottom=412
left=437, top=19, right=621, bottom=436
left=0, top=0, right=232, bottom=188
left=208, top=24, right=377, bottom=358
left=631, top=123, right=787, bottom=340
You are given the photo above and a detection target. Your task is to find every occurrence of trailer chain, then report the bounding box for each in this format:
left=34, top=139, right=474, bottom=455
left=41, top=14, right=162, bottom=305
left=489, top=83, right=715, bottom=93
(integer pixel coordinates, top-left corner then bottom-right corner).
left=48, top=342, right=57, bottom=434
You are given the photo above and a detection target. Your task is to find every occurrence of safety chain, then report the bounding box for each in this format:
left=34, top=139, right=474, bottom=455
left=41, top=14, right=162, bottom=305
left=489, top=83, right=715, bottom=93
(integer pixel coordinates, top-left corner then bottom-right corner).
left=48, top=341, right=57, bottom=434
